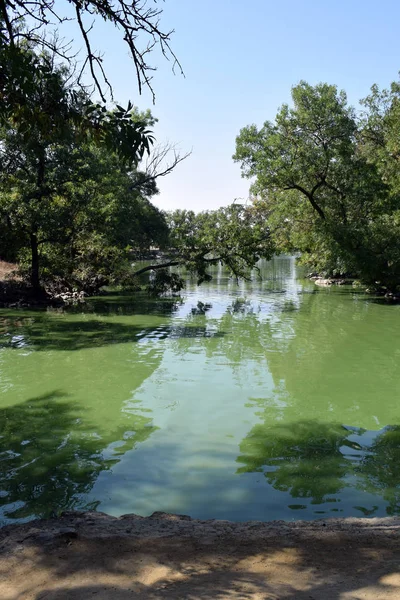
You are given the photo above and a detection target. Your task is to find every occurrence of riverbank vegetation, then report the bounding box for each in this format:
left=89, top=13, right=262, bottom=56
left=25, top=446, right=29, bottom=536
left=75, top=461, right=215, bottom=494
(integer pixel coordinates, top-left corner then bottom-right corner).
left=0, top=47, right=272, bottom=302
left=0, top=0, right=275, bottom=304
left=1, top=1, right=400, bottom=301
left=234, top=80, right=400, bottom=294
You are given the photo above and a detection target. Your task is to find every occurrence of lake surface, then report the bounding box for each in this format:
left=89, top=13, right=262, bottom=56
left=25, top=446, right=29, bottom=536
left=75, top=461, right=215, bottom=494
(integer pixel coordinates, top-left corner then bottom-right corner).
left=1, top=256, right=400, bottom=524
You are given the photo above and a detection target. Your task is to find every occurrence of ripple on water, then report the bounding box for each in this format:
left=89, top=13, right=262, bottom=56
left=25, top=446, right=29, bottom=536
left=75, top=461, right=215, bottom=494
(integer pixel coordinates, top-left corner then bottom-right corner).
left=1, top=257, right=400, bottom=523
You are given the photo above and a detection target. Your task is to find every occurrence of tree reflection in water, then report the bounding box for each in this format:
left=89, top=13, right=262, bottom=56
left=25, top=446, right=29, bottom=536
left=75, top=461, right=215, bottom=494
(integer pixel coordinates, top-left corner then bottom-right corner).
left=0, top=391, right=157, bottom=521
left=237, top=420, right=400, bottom=515
left=169, top=281, right=400, bottom=517
left=237, top=420, right=363, bottom=504
left=355, top=425, right=400, bottom=515
left=2, top=262, right=400, bottom=521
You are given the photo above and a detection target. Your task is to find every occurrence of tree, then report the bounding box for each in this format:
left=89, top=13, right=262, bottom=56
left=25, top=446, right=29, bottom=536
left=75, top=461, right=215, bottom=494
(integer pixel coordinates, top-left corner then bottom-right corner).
left=35, top=145, right=170, bottom=293
left=234, top=81, right=400, bottom=288
left=234, top=82, right=360, bottom=220
left=130, top=203, right=274, bottom=290
left=0, top=126, right=170, bottom=294
left=360, top=79, right=400, bottom=195
left=349, top=80, right=400, bottom=291
left=0, top=48, right=172, bottom=295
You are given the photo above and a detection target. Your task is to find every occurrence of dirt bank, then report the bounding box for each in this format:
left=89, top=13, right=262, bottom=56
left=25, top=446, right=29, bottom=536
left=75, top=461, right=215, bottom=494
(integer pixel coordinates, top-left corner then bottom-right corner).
left=1, top=512, right=400, bottom=599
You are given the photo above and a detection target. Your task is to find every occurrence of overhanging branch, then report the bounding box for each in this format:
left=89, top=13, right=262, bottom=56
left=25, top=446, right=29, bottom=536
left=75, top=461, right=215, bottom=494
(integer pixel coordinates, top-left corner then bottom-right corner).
left=132, top=260, right=182, bottom=278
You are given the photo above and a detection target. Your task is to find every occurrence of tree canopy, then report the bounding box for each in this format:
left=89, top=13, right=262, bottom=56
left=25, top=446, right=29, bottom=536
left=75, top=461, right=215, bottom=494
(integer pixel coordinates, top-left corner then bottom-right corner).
left=132, top=203, right=274, bottom=295
left=0, top=45, right=272, bottom=299
left=0, top=48, right=169, bottom=294
left=234, top=79, right=400, bottom=291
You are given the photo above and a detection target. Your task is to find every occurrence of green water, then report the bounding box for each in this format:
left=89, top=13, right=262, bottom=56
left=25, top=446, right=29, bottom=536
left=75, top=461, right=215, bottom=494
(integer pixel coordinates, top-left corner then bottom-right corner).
left=1, top=256, right=400, bottom=524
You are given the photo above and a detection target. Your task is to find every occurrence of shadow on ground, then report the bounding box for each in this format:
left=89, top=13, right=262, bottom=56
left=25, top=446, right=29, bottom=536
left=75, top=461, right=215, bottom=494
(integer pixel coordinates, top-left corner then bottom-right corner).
left=0, top=512, right=399, bottom=599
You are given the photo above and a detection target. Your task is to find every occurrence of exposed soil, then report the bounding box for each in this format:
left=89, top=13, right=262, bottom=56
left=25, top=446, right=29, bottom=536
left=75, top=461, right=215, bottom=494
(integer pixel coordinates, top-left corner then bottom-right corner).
left=0, top=261, right=49, bottom=308
left=1, top=511, right=400, bottom=599
left=0, top=261, right=87, bottom=308
left=0, top=261, right=18, bottom=281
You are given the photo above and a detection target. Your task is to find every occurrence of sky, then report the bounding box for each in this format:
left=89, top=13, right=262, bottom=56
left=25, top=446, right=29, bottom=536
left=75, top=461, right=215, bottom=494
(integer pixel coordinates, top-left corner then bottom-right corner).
left=63, top=0, right=400, bottom=212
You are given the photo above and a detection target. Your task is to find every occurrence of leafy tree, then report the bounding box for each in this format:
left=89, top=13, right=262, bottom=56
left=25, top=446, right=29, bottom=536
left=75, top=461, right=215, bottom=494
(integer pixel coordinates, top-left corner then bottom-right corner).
left=234, top=82, right=360, bottom=220
left=0, top=48, right=169, bottom=294
left=234, top=81, right=400, bottom=289
left=0, top=130, right=169, bottom=294
left=352, top=80, right=400, bottom=290
left=0, top=0, right=179, bottom=293
left=131, top=203, right=274, bottom=289
left=1, top=47, right=270, bottom=298
left=360, top=80, right=400, bottom=194
left=35, top=145, right=170, bottom=293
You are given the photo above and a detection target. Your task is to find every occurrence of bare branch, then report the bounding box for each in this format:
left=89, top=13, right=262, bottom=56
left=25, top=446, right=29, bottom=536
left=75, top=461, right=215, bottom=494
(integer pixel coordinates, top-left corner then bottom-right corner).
left=2, top=0, right=183, bottom=101
left=129, top=142, right=191, bottom=192
left=144, top=142, right=191, bottom=180
left=75, top=5, right=107, bottom=102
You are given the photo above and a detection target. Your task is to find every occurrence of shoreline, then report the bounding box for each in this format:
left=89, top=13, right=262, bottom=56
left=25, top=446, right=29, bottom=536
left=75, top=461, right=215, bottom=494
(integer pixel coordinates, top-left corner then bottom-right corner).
left=1, top=511, right=400, bottom=599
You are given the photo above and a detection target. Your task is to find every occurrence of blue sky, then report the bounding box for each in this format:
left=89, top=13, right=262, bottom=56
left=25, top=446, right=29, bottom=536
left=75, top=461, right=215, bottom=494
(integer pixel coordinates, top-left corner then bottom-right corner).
left=64, top=0, right=400, bottom=211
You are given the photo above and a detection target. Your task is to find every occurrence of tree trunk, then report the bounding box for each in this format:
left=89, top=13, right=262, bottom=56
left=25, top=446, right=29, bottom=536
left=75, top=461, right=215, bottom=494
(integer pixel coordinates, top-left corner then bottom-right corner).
left=30, top=232, right=42, bottom=296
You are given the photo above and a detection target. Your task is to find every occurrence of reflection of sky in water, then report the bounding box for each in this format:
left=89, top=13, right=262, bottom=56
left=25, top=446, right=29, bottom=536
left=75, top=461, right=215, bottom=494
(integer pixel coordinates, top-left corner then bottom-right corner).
left=91, top=258, right=308, bottom=520
left=1, top=256, right=400, bottom=523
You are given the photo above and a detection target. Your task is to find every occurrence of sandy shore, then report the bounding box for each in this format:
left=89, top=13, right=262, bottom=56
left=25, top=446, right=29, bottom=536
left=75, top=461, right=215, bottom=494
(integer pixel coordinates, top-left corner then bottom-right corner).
left=1, top=511, right=400, bottom=599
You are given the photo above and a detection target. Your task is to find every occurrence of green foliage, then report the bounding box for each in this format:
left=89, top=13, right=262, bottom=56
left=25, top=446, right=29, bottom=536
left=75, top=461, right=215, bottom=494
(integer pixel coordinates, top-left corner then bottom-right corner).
left=0, top=46, right=168, bottom=294
left=2, top=138, right=169, bottom=292
left=360, top=80, right=400, bottom=194
left=165, top=203, right=274, bottom=284
left=234, top=80, right=400, bottom=289
left=1, top=45, right=272, bottom=298
left=147, top=269, right=185, bottom=297
left=0, top=46, right=154, bottom=165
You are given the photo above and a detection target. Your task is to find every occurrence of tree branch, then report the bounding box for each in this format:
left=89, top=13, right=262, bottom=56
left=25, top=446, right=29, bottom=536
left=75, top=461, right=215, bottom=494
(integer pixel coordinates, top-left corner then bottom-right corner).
left=285, top=182, right=326, bottom=220
left=2, top=0, right=183, bottom=102
left=132, top=260, right=182, bottom=278
left=75, top=5, right=108, bottom=102
left=131, top=143, right=191, bottom=191
left=0, top=0, right=14, bottom=44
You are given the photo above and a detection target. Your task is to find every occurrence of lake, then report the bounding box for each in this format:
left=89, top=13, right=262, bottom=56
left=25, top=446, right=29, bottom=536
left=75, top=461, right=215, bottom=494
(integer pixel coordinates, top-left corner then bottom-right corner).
left=1, top=256, right=400, bottom=524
